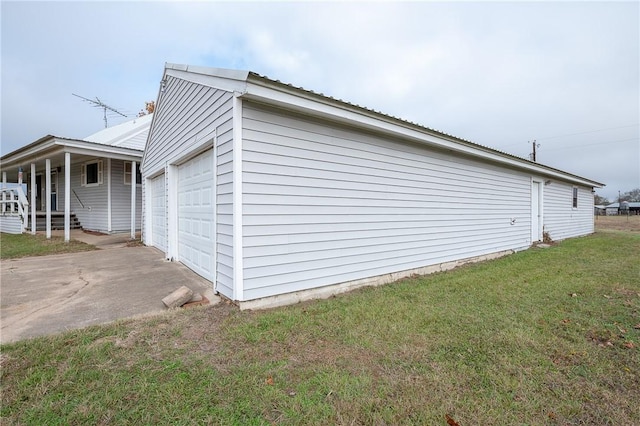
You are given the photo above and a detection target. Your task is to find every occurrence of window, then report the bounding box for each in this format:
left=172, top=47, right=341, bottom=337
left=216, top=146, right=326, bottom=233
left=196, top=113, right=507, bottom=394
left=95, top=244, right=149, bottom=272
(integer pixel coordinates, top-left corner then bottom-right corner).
left=81, top=160, right=103, bottom=187
left=572, top=187, right=578, bottom=208
left=124, top=162, right=142, bottom=185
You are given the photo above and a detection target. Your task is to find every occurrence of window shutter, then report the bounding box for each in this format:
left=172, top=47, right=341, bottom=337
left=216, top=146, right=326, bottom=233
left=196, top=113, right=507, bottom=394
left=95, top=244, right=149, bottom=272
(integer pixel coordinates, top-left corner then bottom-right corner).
left=124, top=162, right=131, bottom=185
left=98, top=161, right=103, bottom=185
left=81, top=164, right=86, bottom=186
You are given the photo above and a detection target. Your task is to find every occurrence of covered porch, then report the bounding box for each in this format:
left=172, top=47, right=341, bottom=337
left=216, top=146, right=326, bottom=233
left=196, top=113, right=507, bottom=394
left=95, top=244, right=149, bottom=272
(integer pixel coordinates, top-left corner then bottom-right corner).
left=1, top=136, right=143, bottom=241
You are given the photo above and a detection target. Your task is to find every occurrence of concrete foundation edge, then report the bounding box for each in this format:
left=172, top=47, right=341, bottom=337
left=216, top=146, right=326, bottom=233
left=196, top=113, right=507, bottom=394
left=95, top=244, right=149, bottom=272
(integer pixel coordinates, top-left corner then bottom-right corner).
left=237, top=249, right=515, bottom=311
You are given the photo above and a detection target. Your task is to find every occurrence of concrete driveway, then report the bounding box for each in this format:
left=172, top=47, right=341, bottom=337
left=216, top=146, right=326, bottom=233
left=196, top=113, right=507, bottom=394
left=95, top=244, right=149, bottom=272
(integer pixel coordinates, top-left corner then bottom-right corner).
left=1, top=232, right=218, bottom=344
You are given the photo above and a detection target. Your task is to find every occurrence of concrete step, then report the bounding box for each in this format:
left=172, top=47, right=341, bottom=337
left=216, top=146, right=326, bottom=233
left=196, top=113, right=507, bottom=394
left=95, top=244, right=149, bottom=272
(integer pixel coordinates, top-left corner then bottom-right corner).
left=35, top=213, right=82, bottom=231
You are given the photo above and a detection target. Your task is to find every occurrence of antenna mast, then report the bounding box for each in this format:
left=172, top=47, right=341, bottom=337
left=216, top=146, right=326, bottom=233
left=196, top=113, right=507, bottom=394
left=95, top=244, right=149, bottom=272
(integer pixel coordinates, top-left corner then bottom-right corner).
left=73, top=93, right=127, bottom=128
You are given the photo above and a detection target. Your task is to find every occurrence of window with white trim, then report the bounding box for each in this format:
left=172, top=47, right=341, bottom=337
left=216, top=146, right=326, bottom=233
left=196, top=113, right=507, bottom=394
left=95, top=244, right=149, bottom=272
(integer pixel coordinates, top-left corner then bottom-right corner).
left=124, top=162, right=142, bottom=185
left=81, top=160, right=103, bottom=187
left=572, top=187, right=578, bottom=208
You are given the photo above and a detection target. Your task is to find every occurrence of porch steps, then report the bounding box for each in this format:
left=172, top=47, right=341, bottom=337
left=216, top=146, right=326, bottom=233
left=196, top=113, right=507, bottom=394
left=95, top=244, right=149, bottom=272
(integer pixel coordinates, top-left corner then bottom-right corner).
left=35, top=212, right=82, bottom=231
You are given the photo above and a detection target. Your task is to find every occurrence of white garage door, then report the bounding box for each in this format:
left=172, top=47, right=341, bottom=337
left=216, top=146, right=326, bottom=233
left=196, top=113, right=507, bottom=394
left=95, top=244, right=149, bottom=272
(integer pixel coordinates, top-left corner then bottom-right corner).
left=177, top=149, right=215, bottom=281
left=150, top=174, right=167, bottom=253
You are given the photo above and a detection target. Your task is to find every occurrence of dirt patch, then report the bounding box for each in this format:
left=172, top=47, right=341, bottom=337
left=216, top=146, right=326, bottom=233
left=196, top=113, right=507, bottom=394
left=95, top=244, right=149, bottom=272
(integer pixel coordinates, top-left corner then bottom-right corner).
left=595, top=215, right=640, bottom=232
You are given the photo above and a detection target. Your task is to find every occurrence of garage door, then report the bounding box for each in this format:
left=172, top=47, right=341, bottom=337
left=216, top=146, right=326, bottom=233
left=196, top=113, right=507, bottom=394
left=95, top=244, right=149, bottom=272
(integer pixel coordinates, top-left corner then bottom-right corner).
left=177, top=149, right=215, bottom=281
left=150, top=174, right=167, bottom=253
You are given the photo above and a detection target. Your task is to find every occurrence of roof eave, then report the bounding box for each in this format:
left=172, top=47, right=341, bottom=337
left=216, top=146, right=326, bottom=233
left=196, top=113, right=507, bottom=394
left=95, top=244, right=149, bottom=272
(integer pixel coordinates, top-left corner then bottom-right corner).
left=243, top=75, right=604, bottom=188
left=1, top=137, right=143, bottom=169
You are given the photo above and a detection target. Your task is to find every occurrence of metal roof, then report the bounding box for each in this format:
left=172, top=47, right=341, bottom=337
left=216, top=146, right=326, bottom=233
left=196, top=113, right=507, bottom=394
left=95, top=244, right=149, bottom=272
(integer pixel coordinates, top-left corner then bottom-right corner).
left=606, top=202, right=640, bottom=208
left=83, top=114, right=151, bottom=151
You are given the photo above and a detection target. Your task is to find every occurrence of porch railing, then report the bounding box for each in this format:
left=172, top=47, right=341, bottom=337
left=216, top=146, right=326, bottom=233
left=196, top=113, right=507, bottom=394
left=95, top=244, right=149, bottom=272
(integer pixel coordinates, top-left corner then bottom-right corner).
left=0, top=185, right=30, bottom=232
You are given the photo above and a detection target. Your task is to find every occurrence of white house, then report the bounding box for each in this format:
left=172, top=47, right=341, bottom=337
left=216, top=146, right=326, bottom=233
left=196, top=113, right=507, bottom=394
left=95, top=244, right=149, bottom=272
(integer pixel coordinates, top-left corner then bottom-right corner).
left=142, top=64, right=603, bottom=309
left=0, top=114, right=151, bottom=239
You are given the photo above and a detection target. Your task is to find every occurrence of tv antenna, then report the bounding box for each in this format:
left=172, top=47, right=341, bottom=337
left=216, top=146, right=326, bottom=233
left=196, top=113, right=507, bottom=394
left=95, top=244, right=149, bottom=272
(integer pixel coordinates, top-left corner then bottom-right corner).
left=72, top=93, right=128, bottom=128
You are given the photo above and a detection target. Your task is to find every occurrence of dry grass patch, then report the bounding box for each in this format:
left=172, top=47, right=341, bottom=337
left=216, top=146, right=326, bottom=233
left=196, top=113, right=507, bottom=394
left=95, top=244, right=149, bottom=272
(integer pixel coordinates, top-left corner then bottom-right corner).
left=595, top=214, right=640, bottom=232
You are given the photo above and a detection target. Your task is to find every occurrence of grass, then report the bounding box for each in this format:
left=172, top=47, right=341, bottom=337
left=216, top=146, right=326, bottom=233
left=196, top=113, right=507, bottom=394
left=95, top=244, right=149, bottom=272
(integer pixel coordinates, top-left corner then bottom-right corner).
left=1, top=228, right=639, bottom=424
left=0, top=233, right=97, bottom=259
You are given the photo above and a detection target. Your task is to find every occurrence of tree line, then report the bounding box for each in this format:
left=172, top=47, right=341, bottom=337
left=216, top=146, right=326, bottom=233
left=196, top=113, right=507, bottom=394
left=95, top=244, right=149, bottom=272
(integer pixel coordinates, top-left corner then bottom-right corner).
left=595, top=188, right=640, bottom=205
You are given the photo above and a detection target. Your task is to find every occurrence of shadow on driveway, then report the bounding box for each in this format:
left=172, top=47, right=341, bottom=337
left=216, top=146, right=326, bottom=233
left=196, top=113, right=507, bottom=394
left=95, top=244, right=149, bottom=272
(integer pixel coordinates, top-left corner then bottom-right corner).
left=1, top=244, right=217, bottom=344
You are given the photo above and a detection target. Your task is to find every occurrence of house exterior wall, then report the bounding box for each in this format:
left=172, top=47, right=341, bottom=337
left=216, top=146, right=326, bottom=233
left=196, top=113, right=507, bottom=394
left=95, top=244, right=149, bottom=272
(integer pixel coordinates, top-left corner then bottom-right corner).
left=68, top=159, right=141, bottom=233
left=240, top=102, right=534, bottom=300
left=69, top=161, right=107, bottom=231
left=110, top=159, right=143, bottom=232
left=543, top=182, right=594, bottom=240
left=142, top=75, right=235, bottom=299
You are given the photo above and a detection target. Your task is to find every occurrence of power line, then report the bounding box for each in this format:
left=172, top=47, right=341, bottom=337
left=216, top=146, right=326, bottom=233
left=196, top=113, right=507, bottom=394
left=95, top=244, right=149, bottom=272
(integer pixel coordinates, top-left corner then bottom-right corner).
left=498, top=123, right=639, bottom=148
left=543, top=137, right=638, bottom=152
left=535, top=124, right=639, bottom=141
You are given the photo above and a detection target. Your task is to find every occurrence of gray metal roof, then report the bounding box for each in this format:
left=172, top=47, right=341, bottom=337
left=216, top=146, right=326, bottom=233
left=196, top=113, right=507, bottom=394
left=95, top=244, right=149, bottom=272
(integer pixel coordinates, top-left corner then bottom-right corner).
left=606, top=202, right=640, bottom=208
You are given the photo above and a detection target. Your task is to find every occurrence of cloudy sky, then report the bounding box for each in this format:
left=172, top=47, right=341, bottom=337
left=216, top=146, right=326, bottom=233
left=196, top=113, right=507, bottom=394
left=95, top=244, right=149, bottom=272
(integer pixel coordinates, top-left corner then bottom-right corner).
left=2, top=1, right=638, bottom=201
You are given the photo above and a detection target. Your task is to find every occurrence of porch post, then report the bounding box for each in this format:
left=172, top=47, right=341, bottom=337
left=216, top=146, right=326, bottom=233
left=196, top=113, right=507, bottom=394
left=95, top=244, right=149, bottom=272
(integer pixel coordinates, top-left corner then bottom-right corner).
left=30, top=163, right=36, bottom=234
left=107, top=158, right=112, bottom=232
left=2, top=171, right=6, bottom=213
left=130, top=161, right=136, bottom=239
left=64, top=152, right=71, bottom=242
left=45, top=159, right=51, bottom=239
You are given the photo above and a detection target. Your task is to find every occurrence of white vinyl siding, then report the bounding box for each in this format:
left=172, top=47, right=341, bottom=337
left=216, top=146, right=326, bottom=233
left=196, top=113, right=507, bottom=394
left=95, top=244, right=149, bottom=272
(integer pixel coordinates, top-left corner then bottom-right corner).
left=70, top=161, right=108, bottom=231
left=150, top=174, right=167, bottom=252
left=544, top=182, right=594, bottom=240
left=110, top=160, right=142, bottom=232
left=143, top=76, right=234, bottom=174
left=71, top=159, right=141, bottom=232
left=216, top=124, right=234, bottom=298
left=142, top=76, right=234, bottom=299
left=240, top=102, right=533, bottom=300
left=0, top=215, right=23, bottom=234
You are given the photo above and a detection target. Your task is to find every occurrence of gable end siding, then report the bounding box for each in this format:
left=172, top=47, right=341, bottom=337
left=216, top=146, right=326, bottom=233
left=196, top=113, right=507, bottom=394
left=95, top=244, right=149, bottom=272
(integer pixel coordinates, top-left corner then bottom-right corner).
left=240, top=102, right=533, bottom=300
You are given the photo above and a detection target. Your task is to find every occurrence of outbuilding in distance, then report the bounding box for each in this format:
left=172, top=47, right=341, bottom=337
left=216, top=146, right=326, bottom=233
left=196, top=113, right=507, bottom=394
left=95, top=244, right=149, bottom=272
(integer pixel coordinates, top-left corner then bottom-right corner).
left=141, top=63, right=604, bottom=309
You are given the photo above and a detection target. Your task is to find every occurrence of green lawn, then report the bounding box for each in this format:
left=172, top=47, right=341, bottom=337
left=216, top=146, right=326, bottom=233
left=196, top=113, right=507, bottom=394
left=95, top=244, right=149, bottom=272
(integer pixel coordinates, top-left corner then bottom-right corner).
left=0, top=233, right=97, bottom=259
left=1, top=231, right=638, bottom=425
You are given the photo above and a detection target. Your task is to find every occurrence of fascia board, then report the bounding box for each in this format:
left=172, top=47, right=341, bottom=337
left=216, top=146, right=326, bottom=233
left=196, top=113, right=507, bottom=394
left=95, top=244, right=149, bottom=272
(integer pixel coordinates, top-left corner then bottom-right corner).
left=61, top=140, right=143, bottom=160
left=242, top=81, right=603, bottom=188
left=165, top=68, right=248, bottom=94
left=142, top=68, right=167, bottom=167
left=165, top=63, right=250, bottom=81
left=0, top=137, right=60, bottom=168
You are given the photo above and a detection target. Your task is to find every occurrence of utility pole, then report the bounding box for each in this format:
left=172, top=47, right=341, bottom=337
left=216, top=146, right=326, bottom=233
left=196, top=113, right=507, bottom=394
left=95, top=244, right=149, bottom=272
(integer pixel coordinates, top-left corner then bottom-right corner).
left=529, top=140, right=540, bottom=162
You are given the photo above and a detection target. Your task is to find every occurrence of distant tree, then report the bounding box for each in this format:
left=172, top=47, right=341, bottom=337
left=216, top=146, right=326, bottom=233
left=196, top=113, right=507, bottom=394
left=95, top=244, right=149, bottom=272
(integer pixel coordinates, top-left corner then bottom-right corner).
left=137, top=101, right=155, bottom=117
left=621, top=188, right=640, bottom=202
left=594, top=194, right=609, bottom=205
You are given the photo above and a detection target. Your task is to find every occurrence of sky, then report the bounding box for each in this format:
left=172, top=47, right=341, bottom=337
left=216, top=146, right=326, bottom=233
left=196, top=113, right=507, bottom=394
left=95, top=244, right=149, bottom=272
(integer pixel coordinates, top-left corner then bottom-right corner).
left=1, top=1, right=638, bottom=202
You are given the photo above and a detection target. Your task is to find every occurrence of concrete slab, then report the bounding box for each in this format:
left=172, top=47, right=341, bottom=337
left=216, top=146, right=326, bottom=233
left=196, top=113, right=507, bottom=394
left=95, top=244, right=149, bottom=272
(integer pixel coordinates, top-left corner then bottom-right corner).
left=1, top=246, right=220, bottom=344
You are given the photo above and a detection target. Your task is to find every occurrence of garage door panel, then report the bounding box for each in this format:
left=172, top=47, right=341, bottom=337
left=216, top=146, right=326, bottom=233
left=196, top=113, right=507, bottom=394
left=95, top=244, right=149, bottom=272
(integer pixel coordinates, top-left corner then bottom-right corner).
left=178, top=149, right=215, bottom=281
